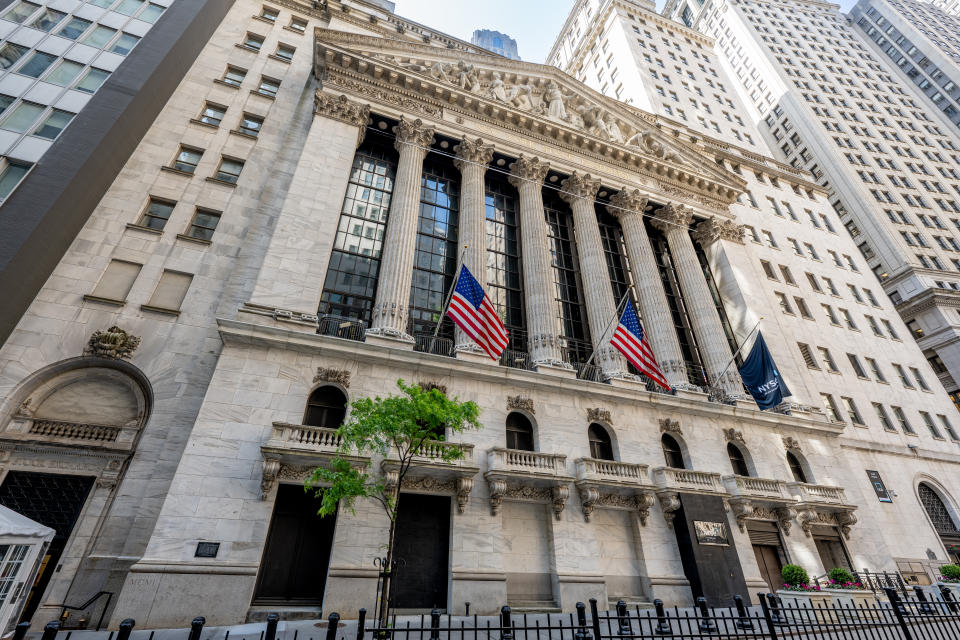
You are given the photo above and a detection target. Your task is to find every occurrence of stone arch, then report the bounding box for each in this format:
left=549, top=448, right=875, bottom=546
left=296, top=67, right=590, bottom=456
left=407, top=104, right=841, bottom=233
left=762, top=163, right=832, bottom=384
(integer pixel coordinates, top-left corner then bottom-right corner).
left=587, top=422, right=617, bottom=461
left=726, top=441, right=754, bottom=477
left=302, top=385, right=348, bottom=428
left=660, top=432, right=690, bottom=469
left=915, top=475, right=960, bottom=544
left=786, top=450, right=813, bottom=484
left=505, top=411, right=537, bottom=451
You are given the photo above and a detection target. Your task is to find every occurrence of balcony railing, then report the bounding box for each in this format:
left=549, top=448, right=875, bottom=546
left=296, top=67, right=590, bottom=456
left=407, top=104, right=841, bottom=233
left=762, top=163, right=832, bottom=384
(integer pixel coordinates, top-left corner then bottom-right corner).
left=500, top=349, right=534, bottom=370
left=652, top=467, right=725, bottom=493
left=575, top=362, right=605, bottom=382
left=576, top=458, right=650, bottom=484
left=28, top=420, right=120, bottom=443
left=317, top=314, right=366, bottom=342
left=398, top=439, right=476, bottom=467
left=722, top=474, right=789, bottom=500
left=413, top=333, right=455, bottom=357
left=266, top=422, right=343, bottom=453
left=488, top=448, right=567, bottom=476
left=787, top=481, right=848, bottom=505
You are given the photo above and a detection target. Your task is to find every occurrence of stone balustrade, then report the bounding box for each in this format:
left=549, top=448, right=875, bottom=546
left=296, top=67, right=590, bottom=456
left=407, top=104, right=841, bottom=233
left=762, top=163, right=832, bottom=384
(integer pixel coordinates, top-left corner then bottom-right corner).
left=722, top=474, right=790, bottom=500
left=487, top=447, right=568, bottom=477
left=267, top=422, right=343, bottom=453
left=576, top=457, right=650, bottom=484
left=651, top=466, right=726, bottom=494
left=2, top=416, right=136, bottom=450
left=787, top=481, right=848, bottom=505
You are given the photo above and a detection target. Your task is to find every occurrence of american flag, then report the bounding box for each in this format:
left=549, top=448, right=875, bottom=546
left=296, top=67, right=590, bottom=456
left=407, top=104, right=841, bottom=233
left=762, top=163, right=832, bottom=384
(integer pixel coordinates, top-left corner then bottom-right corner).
left=610, top=302, right=671, bottom=390
left=446, top=265, right=509, bottom=360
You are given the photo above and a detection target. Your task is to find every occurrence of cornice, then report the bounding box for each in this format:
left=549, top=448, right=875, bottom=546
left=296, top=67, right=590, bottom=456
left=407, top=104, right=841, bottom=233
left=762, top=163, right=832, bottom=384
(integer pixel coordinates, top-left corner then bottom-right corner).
left=270, top=0, right=331, bottom=20
left=894, top=287, right=960, bottom=316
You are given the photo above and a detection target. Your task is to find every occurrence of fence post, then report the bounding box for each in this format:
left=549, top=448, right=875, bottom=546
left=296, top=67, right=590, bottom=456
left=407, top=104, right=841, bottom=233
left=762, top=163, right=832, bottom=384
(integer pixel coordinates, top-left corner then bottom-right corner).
left=117, top=619, right=136, bottom=640
left=325, top=613, right=340, bottom=640
left=12, top=621, right=30, bottom=640
left=733, top=595, right=753, bottom=630
left=696, top=597, right=716, bottom=633
left=187, top=617, right=205, bottom=640
left=575, top=602, right=592, bottom=640
left=758, top=594, right=779, bottom=640
left=940, top=586, right=960, bottom=613
left=764, top=593, right=783, bottom=624
left=430, top=609, right=440, bottom=640
left=500, top=606, right=513, bottom=640
left=589, top=598, right=602, bottom=640
left=356, top=609, right=366, bottom=640
left=652, top=599, right=670, bottom=636
left=913, top=586, right=934, bottom=614
left=465, top=602, right=470, bottom=616
left=615, top=600, right=631, bottom=636
left=264, top=614, right=279, bottom=640
left=884, top=588, right=914, bottom=640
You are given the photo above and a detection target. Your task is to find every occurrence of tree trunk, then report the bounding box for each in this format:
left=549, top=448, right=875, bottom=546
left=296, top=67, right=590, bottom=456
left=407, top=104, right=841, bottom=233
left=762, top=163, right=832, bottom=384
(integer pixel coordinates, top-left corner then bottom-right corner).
left=378, top=484, right=401, bottom=626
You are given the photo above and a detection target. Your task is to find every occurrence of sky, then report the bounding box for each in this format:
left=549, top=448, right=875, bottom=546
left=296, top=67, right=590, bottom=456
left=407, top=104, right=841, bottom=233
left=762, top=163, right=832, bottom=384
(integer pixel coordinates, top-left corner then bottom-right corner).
left=392, top=0, right=861, bottom=64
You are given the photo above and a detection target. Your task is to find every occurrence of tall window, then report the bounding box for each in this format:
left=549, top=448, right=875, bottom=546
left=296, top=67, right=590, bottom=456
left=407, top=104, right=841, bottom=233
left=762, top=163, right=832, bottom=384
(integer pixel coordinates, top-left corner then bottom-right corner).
left=319, top=133, right=396, bottom=322
left=506, top=412, right=534, bottom=451
left=484, top=175, right=525, bottom=350
left=599, top=209, right=644, bottom=377
left=588, top=423, right=614, bottom=460
left=661, top=433, right=685, bottom=469
left=303, top=386, right=347, bottom=428
left=727, top=442, right=750, bottom=476
left=408, top=156, right=459, bottom=338
left=787, top=452, right=807, bottom=483
left=544, top=189, right=591, bottom=364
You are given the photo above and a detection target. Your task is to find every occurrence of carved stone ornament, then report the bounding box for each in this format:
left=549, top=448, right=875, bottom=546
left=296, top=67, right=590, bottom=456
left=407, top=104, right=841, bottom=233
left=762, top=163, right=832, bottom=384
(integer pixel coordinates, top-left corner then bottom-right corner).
left=551, top=485, right=569, bottom=520
left=261, top=459, right=281, bottom=498
left=453, top=137, right=494, bottom=170
left=796, top=508, right=819, bottom=537
left=729, top=498, right=754, bottom=532
left=658, top=492, right=682, bottom=528
left=314, top=367, right=351, bottom=388
left=418, top=381, right=448, bottom=395
left=659, top=418, right=682, bottom=436
left=508, top=155, right=550, bottom=187
left=579, top=487, right=655, bottom=525
left=314, top=92, right=371, bottom=128
left=506, top=396, right=534, bottom=414
left=606, top=188, right=650, bottom=219
left=782, top=436, right=802, bottom=452
left=651, top=203, right=695, bottom=235
left=560, top=172, right=601, bottom=204
left=774, top=507, right=795, bottom=536
left=393, top=117, right=436, bottom=152
left=723, top=428, right=745, bottom=445
left=587, top=408, right=612, bottom=425
left=86, top=326, right=141, bottom=360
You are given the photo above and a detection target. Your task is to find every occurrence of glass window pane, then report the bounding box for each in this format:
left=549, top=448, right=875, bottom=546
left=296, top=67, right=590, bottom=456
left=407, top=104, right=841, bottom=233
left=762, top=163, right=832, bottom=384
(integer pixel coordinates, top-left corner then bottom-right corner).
left=17, top=51, right=56, bottom=78
left=109, top=33, right=140, bottom=55
left=74, top=68, right=109, bottom=93
left=139, top=3, right=164, bottom=22
left=174, top=147, right=201, bottom=172
left=83, top=26, right=117, bottom=48
left=0, top=43, right=28, bottom=70
left=46, top=60, right=84, bottom=87
left=114, top=0, right=144, bottom=15
left=30, top=8, right=66, bottom=31
left=0, top=102, right=44, bottom=133
left=3, top=2, right=40, bottom=23
left=58, top=17, right=92, bottom=40
left=0, top=95, right=14, bottom=117
left=0, top=161, right=31, bottom=201
left=32, top=109, right=74, bottom=140
left=90, top=0, right=115, bottom=7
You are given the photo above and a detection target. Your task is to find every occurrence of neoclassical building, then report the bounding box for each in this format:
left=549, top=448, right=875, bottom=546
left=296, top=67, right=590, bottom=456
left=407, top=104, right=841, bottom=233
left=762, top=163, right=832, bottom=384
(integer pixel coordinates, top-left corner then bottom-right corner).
left=1, top=0, right=960, bottom=630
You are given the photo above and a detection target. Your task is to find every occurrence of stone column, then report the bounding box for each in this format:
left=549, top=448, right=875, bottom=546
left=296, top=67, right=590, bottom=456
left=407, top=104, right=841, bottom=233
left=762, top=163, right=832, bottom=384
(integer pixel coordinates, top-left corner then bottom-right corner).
left=508, top=156, right=568, bottom=369
left=652, top=204, right=741, bottom=395
left=453, top=137, right=495, bottom=355
left=559, top=172, right=628, bottom=379
left=368, top=117, right=435, bottom=341
left=607, top=189, right=690, bottom=388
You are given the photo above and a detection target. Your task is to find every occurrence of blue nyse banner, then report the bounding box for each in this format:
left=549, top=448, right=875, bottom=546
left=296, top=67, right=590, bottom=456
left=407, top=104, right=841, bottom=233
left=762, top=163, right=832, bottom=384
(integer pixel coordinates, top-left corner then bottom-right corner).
left=738, top=331, right=791, bottom=410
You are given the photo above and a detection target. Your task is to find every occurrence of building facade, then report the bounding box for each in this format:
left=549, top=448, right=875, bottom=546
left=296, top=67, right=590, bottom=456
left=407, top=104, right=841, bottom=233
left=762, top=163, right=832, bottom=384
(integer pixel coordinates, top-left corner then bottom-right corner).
left=1, top=0, right=960, bottom=631
left=470, top=29, right=520, bottom=60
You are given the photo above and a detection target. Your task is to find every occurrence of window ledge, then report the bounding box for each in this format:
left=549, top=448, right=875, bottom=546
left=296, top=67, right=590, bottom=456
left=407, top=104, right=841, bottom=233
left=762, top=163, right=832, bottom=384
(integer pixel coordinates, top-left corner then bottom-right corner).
left=213, top=78, right=242, bottom=90
left=249, top=90, right=276, bottom=100
left=283, top=25, right=306, bottom=35
left=252, top=15, right=277, bottom=25
left=176, top=233, right=212, bottom=246
left=235, top=43, right=262, bottom=53
left=141, top=304, right=181, bottom=316
left=205, top=177, right=238, bottom=188
left=189, top=118, right=220, bottom=130
left=268, top=54, right=292, bottom=64
left=160, top=166, right=195, bottom=177
left=229, top=129, right=259, bottom=140
left=125, top=222, right=163, bottom=235
left=83, top=294, right=126, bottom=307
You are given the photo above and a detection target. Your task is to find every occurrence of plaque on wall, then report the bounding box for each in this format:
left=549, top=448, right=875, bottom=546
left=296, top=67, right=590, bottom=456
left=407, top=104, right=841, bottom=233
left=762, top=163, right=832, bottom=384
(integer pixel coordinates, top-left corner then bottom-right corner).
left=694, top=520, right=729, bottom=546
left=195, top=542, right=220, bottom=558
left=866, top=470, right=892, bottom=503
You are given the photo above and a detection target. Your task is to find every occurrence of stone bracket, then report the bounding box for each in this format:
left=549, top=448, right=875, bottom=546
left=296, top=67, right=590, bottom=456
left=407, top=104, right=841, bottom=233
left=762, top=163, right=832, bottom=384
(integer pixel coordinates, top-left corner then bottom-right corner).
left=485, top=473, right=571, bottom=520
left=576, top=482, right=655, bottom=525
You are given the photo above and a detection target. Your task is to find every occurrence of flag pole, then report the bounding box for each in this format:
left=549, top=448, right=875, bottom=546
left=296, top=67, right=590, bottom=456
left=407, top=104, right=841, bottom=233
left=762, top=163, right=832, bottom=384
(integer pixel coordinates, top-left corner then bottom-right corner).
left=433, top=244, right=468, bottom=340
left=715, top=317, right=763, bottom=381
left=582, top=287, right=633, bottom=369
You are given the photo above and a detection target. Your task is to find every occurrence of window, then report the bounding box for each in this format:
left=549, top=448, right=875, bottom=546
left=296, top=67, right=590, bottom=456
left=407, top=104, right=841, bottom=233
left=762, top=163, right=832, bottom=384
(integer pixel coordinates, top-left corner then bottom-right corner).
left=256, top=76, right=280, bottom=97
left=303, top=386, right=347, bottom=428
left=937, top=414, right=959, bottom=441
left=506, top=412, right=534, bottom=451
left=58, top=17, right=92, bottom=40
left=3, top=2, right=39, bottom=23
left=214, top=157, right=244, bottom=184
left=920, top=411, right=943, bottom=439
left=0, top=102, right=44, bottom=133
left=0, top=44, right=27, bottom=70
left=806, top=272, right=822, bottom=292
left=906, top=320, right=924, bottom=339
left=75, top=68, right=109, bottom=93
left=892, top=364, right=912, bottom=388
left=238, top=113, right=263, bottom=137
left=16, top=51, right=56, bottom=78
left=588, top=424, right=614, bottom=460
left=882, top=319, right=900, bottom=340
left=798, top=343, right=818, bottom=369
left=198, top=102, right=226, bottom=126
left=0, top=160, right=31, bottom=201
left=661, top=434, right=685, bottom=469
left=842, top=397, right=864, bottom=425
left=848, top=354, right=868, bottom=378
left=31, top=109, right=74, bottom=140
left=865, top=357, right=887, bottom=382
left=221, top=66, right=246, bottom=87
left=89, top=259, right=141, bottom=302
left=139, top=3, right=165, bottom=23
left=839, top=308, right=857, bottom=330
left=185, top=208, right=221, bottom=241
left=139, top=198, right=175, bottom=230
left=30, top=8, right=65, bottom=32
left=775, top=292, right=793, bottom=314
left=274, top=44, right=295, bottom=62
left=109, top=33, right=140, bottom=56
left=762, top=260, right=779, bottom=280
left=821, top=393, right=842, bottom=422
left=727, top=443, right=749, bottom=476
left=762, top=230, right=778, bottom=248
left=83, top=26, right=118, bottom=48
left=46, top=60, right=84, bottom=87
left=243, top=33, right=265, bottom=51
left=874, top=403, right=895, bottom=431
left=169, top=146, right=201, bottom=174
left=260, top=6, right=279, bottom=21
left=794, top=297, right=813, bottom=319
left=892, top=406, right=915, bottom=433
left=910, top=367, right=930, bottom=391
left=822, top=304, right=840, bottom=325
left=818, top=347, right=839, bottom=372
left=787, top=452, right=807, bottom=483
left=144, top=270, right=192, bottom=313
left=779, top=265, right=796, bottom=285
left=289, top=16, right=307, bottom=32
left=115, top=0, right=144, bottom=15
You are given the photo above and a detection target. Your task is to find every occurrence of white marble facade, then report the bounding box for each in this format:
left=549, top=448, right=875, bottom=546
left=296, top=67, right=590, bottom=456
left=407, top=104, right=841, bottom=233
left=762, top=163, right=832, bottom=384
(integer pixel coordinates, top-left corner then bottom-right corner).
left=0, top=0, right=960, bottom=631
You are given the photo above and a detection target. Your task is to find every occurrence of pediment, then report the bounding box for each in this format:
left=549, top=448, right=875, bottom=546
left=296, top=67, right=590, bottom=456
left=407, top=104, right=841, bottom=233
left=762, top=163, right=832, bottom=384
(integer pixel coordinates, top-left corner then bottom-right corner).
left=314, top=28, right=746, bottom=204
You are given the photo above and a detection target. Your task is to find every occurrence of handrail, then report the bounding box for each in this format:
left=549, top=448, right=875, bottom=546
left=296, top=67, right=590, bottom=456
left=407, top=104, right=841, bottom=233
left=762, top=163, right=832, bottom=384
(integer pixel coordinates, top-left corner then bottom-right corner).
left=58, top=590, right=113, bottom=630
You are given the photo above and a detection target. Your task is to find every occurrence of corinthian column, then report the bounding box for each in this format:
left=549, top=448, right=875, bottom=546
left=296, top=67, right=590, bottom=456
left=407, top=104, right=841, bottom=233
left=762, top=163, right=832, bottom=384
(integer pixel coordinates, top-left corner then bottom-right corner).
left=453, top=137, right=495, bottom=354
left=652, top=204, right=740, bottom=395
left=559, top=172, right=628, bottom=379
left=368, top=117, right=435, bottom=341
left=606, top=189, right=689, bottom=388
left=508, top=156, right=568, bottom=368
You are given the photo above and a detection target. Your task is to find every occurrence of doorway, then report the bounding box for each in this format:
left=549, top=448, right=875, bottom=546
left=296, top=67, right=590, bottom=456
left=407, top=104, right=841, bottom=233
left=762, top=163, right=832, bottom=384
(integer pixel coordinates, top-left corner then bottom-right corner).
left=0, top=471, right=95, bottom=622
left=253, top=484, right=337, bottom=605
left=813, top=527, right=852, bottom=573
left=390, top=493, right=450, bottom=610
left=747, top=521, right=786, bottom=593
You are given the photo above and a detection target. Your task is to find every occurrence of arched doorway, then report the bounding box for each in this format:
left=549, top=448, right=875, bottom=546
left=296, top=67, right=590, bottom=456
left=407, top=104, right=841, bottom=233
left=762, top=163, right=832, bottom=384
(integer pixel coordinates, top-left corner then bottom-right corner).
left=919, top=482, right=960, bottom=563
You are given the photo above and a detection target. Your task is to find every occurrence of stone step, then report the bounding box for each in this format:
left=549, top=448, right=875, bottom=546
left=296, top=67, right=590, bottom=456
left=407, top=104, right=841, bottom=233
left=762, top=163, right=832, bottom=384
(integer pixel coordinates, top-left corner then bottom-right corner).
left=507, top=601, right=562, bottom=614
left=607, top=597, right=654, bottom=609
left=245, top=606, right=323, bottom=623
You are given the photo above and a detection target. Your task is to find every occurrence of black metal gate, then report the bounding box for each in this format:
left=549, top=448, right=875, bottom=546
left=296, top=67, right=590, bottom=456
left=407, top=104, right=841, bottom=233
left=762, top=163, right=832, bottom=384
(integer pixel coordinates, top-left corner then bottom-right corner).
left=391, top=493, right=450, bottom=610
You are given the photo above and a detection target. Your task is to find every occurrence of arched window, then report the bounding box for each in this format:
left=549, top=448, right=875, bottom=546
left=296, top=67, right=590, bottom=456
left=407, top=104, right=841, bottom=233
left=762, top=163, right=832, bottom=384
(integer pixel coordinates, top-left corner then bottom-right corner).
left=661, top=433, right=685, bottom=469
left=787, top=452, right=807, bottom=483
left=303, top=386, right=347, bottom=428
left=506, top=412, right=534, bottom=451
left=588, top=423, right=614, bottom=460
left=727, top=443, right=750, bottom=476
left=919, top=483, right=960, bottom=534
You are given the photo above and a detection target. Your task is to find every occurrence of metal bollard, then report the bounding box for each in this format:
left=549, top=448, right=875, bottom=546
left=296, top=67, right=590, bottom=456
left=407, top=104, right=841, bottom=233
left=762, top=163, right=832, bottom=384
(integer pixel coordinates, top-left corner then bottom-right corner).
left=12, top=621, right=30, bottom=640
left=696, top=597, right=716, bottom=633
left=765, top=593, right=783, bottom=624
left=500, top=606, right=513, bottom=640
left=940, top=586, right=960, bottom=613
left=914, top=585, right=934, bottom=614
left=430, top=609, right=440, bottom=640
left=653, top=599, right=671, bottom=636
left=117, top=619, right=136, bottom=640
left=575, top=602, right=592, bottom=640
left=187, top=617, right=205, bottom=640
left=325, top=613, right=340, bottom=640
left=356, top=608, right=367, bottom=640
left=265, top=614, right=279, bottom=640
left=465, top=602, right=470, bottom=616
left=616, top=600, right=632, bottom=636
left=40, top=622, right=60, bottom=640
left=733, top=595, right=753, bottom=630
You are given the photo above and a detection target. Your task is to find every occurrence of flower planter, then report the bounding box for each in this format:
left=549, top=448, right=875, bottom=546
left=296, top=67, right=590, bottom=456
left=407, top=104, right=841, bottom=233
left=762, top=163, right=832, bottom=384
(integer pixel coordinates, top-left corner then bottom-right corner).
left=776, top=589, right=835, bottom=622
left=822, top=588, right=878, bottom=620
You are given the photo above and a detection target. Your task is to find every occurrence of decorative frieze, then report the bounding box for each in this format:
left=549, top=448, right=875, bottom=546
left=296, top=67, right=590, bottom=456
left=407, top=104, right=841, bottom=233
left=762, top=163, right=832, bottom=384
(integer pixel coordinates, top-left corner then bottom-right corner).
left=691, top=217, right=746, bottom=247
left=587, top=408, right=612, bottom=424
left=326, top=70, right=444, bottom=118
left=313, top=92, right=371, bottom=128
left=86, top=327, right=141, bottom=360
left=506, top=396, right=534, bottom=414
left=418, top=381, right=448, bottom=395
left=659, top=418, right=682, bottom=435
left=723, top=428, right=745, bottom=444
left=314, top=367, right=351, bottom=387
left=782, top=436, right=802, bottom=452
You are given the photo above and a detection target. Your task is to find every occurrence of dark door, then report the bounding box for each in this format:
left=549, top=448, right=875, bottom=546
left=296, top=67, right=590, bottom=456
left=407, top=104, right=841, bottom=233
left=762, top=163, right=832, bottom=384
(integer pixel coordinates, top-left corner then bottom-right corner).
left=753, top=545, right=784, bottom=593
left=814, top=529, right=852, bottom=573
left=391, top=493, right=450, bottom=610
left=253, top=484, right=337, bottom=605
left=0, top=471, right=95, bottom=622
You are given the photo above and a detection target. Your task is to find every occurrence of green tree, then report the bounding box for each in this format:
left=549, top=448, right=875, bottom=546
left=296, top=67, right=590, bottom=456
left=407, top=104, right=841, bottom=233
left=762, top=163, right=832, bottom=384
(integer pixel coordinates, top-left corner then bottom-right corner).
left=306, top=379, right=481, bottom=623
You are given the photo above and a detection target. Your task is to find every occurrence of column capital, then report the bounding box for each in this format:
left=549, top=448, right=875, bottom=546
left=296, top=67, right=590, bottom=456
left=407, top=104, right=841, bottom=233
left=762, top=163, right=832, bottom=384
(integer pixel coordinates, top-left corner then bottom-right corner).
left=692, top=217, right=746, bottom=247
left=314, top=92, right=371, bottom=127
left=508, top=155, right=550, bottom=188
left=453, top=137, right=494, bottom=171
left=607, top=187, right=650, bottom=219
left=393, top=117, right=435, bottom=152
left=651, top=203, right=694, bottom=234
left=559, top=172, right=601, bottom=204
